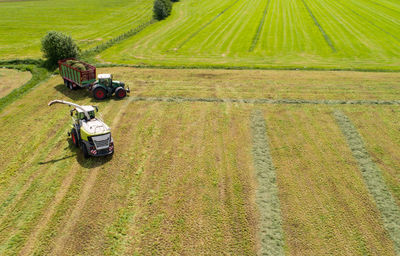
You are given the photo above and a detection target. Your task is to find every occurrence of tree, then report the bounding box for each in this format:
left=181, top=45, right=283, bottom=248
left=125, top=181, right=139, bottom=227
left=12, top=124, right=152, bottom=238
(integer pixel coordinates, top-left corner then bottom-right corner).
left=153, top=0, right=172, bottom=20
left=41, top=31, right=79, bottom=67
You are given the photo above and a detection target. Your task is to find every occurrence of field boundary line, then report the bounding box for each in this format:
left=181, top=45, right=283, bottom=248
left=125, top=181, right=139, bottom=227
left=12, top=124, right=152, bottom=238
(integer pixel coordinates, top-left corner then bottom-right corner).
left=130, top=96, right=400, bottom=105
left=251, top=110, right=284, bottom=255
left=249, top=0, right=271, bottom=52
left=300, top=0, right=336, bottom=52
left=82, top=20, right=155, bottom=58
left=334, top=110, right=400, bottom=254
left=176, top=0, right=242, bottom=50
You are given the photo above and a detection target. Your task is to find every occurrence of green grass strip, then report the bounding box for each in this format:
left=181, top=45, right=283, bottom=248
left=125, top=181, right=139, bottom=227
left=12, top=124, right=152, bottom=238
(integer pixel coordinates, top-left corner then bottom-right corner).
left=130, top=96, right=400, bottom=105
left=0, top=65, right=49, bottom=113
left=334, top=110, right=400, bottom=254
left=300, top=0, right=336, bottom=52
left=176, top=0, right=242, bottom=50
left=336, top=0, right=400, bottom=43
left=251, top=110, right=284, bottom=256
left=367, top=0, right=400, bottom=15
left=95, top=62, right=400, bottom=72
left=249, top=0, right=271, bottom=52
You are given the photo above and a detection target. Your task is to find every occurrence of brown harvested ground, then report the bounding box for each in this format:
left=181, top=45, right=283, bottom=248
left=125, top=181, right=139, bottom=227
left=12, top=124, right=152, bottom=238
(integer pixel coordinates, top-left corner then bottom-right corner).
left=0, top=68, right=31, bottom=97
left=263, top=105, right=395, bottom=255
left=0, top=68, right=399, bottom=255
left=100, top=67, right=400, bottom=100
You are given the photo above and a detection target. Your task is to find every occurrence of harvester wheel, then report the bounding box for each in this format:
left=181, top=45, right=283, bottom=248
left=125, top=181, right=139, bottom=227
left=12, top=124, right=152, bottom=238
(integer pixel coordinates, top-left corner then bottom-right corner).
left=93, top=86, right=107, bottom=100
left=81, top=142, right=90, bottom=159
left=71, top=129, right=79, bottom=148
left=115, top=87, right=127, bottom=99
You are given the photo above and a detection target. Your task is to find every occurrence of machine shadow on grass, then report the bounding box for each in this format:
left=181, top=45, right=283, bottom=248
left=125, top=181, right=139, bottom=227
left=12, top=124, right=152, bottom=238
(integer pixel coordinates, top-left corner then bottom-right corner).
left=39, top=137, right=112, bottom=167
left=54, top=83, right=128, bottom=103
left=54, top=84, right=91, bottom=101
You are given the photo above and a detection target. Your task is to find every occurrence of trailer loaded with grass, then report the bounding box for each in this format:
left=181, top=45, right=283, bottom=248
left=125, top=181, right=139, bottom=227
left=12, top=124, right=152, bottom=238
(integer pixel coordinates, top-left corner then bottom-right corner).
left=58, top=58, right=129, bottom=100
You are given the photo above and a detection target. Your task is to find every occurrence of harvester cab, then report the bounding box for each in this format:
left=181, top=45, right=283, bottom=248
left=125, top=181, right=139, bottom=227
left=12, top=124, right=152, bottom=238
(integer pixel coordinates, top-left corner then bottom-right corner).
left=49, top=100, right=114, bottom=158
left=92, top=74, right=130, bottom=100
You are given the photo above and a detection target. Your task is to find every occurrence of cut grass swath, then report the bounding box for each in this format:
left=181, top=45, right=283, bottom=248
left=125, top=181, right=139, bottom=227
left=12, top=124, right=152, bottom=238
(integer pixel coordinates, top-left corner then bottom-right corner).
left=335, top=0, right=400, bottom=43
left=251, top=110, right=284, bottom=256
left=334, top=110, right=400, bottom=254
left=300, top=0, right=336, bottom=52
left=249, top=0, right=271, bottom=52
left=176, top=0, right=241, bottom=50
left=130, top=96, right=400, bottom=105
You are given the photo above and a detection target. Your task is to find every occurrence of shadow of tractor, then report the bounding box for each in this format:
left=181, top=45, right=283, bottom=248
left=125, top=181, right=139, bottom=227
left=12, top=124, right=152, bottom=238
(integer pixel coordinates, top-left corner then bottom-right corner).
left=54, top=83, right=130, bottom=104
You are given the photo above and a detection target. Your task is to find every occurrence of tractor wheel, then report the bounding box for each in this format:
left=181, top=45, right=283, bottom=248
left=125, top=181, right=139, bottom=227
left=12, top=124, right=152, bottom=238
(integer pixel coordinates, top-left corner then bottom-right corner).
left=93, top=87, right=107, bottom=100
left=115, top=87, right=127, bottom=99
left=71, top=129, right=79, bottom=148
left=81, top=142, right=90, bottom=159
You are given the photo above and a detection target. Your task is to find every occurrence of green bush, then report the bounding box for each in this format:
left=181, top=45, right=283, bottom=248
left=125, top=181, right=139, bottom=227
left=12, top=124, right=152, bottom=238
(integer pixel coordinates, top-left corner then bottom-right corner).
left=153, top=0, right=172, bottom=20
left=41, top=31, right=80, bottom=67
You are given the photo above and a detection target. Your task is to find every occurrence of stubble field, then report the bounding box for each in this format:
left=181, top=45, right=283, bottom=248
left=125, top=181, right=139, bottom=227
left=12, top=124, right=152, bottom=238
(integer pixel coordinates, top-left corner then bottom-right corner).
left=0, top=67, right=399, bottom=255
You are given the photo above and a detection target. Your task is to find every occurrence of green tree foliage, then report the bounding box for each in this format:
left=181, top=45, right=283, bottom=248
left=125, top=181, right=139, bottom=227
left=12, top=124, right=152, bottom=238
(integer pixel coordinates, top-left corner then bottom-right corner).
left=153, top=0, right=172, bottom=20
left=41, top=31, right=79, bottom=67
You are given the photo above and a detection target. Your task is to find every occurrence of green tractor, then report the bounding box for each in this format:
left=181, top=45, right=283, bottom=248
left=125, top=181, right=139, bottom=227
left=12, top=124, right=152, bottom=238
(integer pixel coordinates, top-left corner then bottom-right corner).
left=48, top=100, right=114, bottom=158
left=92, top=74, right=130, bottom=100
left=58, top=59, right=130, bottom=100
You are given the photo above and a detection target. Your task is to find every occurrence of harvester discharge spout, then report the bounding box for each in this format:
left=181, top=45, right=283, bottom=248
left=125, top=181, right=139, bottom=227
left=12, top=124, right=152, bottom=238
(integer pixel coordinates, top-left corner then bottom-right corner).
left=48, top=100, right=91, bottom=120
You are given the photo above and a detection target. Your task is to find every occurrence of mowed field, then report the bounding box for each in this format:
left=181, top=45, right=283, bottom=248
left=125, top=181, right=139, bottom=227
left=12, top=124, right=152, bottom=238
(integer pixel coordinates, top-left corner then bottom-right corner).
left=0, top=67, right=400, bottom=255
left=0, top=0, right=153, bottom=59
left=99, top=0, right=400, bottom=70
left=0, top=68, right=31, bottom=97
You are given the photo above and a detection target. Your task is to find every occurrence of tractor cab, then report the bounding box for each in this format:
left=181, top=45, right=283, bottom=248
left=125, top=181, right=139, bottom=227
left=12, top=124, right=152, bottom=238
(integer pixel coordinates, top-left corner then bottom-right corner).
left=98, top=74, right=113, bottom=87
left=92, top=74, right=129, bottom=100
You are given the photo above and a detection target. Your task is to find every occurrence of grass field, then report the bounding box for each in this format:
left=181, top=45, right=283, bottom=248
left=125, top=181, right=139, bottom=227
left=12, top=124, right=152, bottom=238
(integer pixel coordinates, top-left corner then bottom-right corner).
left=99, top=0, right=400, bottom=70
left=0, top=0, right=152, bottom=59
left=0, top=68, right=31, bottom=97
left=0, top=67, right=399, bottom=255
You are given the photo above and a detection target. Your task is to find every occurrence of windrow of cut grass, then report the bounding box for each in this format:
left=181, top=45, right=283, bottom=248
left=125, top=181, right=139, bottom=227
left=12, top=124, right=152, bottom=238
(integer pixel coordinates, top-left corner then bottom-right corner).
left=344, top=106, right=400, bottom=207
left=0, top=68, right=31, bottom=98
left=334, top=110, right=400, bottom=254
left=0, top=0, right=153, bottom=59
left=99, top=0, right=400, bottom=70
left=264, top=106, right=395, bottom=255
left=251, top=110, right=284, bottom=255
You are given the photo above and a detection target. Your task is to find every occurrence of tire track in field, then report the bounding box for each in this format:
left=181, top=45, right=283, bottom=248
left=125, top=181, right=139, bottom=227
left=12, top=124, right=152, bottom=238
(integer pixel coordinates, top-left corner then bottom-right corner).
left=176, top=0, right=242, bottom=50
left=366, top=0, right=400, bottom=15
left=334, top=0, right=400, bottom=43
left=49, top=99, right=134, bottom=255
left=18, top=166, right=79, bottom=256
left=334, top=110, right=400, bottom=254
left=130, top=96, right=400, bottom=105
left=251, top=110, right=284, bottom=256
left=249, top=0, right=271, bottom=52
left=300, top=0, right=336, bottom=52
left=16, top=103, right=119, bottom=255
